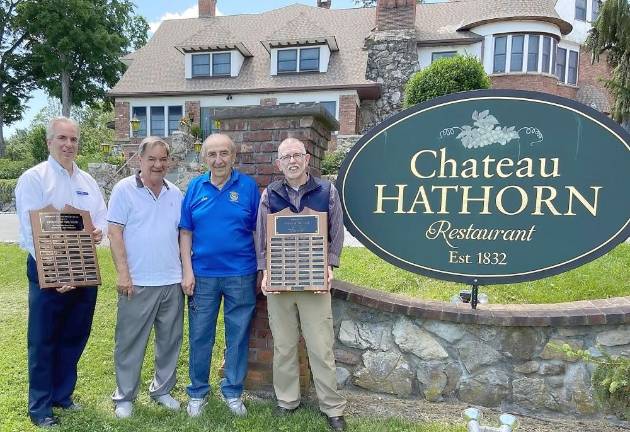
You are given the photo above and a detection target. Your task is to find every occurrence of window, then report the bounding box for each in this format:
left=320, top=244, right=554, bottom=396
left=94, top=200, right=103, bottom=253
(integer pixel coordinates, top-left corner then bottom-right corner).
left=556, top=47, right=567, bottom=82
left=300, top=48, right=320, bottom=71
left=132, top=107, right=147, bottom=137
left=150, top=107, right=165, bottom=137
left=592, top=0, right=600, bottom=21
left=493, top=36, right=507, bottom=73
left=320, top=101, right=337, bottom=117
left=168, top=106, right=182, bottom=135
left=277, top=47, right=321, bottom=73
left=192, top=54, right=210, bottom=77
left=431, top=51, right=457, bottom=62
left=527, top=35, right=539, bottom=72
left=510, top=35, right=524, bottom=72
left=575, top=0, right=587, bottom=21
left=542, top=36, right=551, bottom=73
left=278, top=49, right=298, bottom=73
left=568, top=50, right=578, bottom=85
left=212, top=53, right=231, bottom=76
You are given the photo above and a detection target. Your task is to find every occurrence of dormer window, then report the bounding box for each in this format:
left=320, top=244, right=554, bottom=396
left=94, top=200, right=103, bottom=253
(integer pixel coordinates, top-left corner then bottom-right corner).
left=191, top=52, right=232, bottom=77
left=277, top=47, right=321, bottom=73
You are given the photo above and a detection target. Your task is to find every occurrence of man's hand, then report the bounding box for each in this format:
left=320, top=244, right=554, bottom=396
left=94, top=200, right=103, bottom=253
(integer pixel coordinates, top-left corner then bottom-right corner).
left=116, top=274, right=133, bottom=298
left=181, top=269, right=195, bottom=296
left=92, top=228, right=103, bottom=244
left=56, top=285, right=76, bottom=293
left=260, top=270, right=269, bottom=296
left=314, top=266, right=334, bottom=295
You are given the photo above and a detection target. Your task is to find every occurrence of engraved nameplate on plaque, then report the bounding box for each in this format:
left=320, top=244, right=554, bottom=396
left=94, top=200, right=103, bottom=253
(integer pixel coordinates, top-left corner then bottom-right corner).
left=30, top=205, right=101, bottom=289
left=266, top=207, right=328, bottom=292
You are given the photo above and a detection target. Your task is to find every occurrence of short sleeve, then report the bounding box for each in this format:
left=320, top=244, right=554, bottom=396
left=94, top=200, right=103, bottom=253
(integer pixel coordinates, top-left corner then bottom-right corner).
left=179, top=180, right=195, bottom=231
left=107, top=182, right=129, bottom=226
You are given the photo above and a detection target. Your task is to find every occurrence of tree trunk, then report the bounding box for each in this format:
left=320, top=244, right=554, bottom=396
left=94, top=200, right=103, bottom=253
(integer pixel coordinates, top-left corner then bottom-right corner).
left=0, top=108, right=5, bottom=158
left=61, top=69, right=71, bottom=117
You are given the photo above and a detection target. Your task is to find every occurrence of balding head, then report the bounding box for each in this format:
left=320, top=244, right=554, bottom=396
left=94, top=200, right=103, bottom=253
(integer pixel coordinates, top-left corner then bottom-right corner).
left=277, top=138, right=306, bottom=159
left=201, top=133, right=237, bottom=159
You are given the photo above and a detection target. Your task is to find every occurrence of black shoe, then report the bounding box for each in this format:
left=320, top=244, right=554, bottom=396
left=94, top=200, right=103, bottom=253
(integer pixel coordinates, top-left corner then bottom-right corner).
left=30, top=416, right=59, bottom=428
left=275, top=405, right=300, bottom=416
left=327, top=415, right=347, bottom=431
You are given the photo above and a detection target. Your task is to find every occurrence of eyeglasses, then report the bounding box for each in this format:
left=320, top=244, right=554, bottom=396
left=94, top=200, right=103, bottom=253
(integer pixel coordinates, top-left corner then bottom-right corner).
left=278, top=153, right=306, bottom=162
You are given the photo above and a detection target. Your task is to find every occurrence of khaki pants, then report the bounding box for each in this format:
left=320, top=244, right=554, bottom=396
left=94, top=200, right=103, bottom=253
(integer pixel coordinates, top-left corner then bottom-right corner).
left=267, top=291, right=346, bottom=417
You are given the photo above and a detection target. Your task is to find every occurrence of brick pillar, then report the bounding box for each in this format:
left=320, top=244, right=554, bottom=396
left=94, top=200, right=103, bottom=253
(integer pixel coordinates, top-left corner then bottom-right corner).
left=214, top=103, right=339, bottom=392
left=115, top=101, right=130, bottom=140
left=376, top=0, right=416, bottom=31
left=215, top=103, right=337, bottom=187
left=339, top=95, right=359, bottom=135
left=185, top=101, right=201, bottom=127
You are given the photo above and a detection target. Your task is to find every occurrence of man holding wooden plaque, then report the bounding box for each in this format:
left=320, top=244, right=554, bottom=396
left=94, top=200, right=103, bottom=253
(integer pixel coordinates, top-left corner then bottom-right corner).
left=15, top=117, right=107, bottom=428
left=255, top=138, right=347, bottom=431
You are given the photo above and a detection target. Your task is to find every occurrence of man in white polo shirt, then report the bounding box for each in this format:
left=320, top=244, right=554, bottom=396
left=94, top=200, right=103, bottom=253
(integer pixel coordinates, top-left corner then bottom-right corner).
left=107, top=137, right=184, bottom=418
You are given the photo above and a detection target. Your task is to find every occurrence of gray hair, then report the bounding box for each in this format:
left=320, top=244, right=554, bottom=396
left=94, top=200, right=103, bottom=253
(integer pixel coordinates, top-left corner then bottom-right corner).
left=138, top=136, right=171, bottom=157
left=201, top=133, right=237, bottom=159
left=46, top=117, right=80, bottom=140
left=277, top=137, right=307, bottom=159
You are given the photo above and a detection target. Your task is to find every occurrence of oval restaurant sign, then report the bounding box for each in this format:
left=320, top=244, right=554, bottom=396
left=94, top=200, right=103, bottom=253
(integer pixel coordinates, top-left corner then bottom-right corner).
left=337, top=90, right=630, bottom=285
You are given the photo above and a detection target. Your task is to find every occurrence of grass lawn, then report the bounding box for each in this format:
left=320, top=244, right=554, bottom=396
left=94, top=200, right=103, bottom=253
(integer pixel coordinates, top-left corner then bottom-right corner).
left=0, top=244, right=464, bottom=432
left=337, top=243, right=630, bottom=304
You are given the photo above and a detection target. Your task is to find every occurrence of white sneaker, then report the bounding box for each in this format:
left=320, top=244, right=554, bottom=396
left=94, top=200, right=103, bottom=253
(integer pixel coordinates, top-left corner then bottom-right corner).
left=114, top=401, right=133, bottom=419
left=187, top=397, right=207, bottom=417
left=226, top=397, right=247, bottom=416
left=153, top=393, right=181, bottom=411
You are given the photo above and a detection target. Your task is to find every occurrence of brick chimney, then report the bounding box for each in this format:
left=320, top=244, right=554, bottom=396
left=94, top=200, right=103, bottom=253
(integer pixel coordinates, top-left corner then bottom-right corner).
left=317, top=0, right=331, bottom=8
left=376, top=0, right=416, bottom=31
left=199, top=0, right=216, bottom=17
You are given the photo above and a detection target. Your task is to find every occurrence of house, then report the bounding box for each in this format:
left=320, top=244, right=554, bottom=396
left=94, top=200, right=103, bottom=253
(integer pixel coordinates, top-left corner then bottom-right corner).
left=109, top=0, right=611, bottom=147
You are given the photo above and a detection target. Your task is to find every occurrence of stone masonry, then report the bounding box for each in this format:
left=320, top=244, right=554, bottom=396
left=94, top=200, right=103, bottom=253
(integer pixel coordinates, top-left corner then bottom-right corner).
left=363, top=30, right=418, bottom=131
left=331, top=280, right=630, bottom=418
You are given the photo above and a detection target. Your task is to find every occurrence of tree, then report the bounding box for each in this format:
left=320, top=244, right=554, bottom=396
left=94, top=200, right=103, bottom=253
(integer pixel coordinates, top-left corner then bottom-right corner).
left=0, top=0, right=36, bottom=156
left=587, top=0, right=630, bottom=125
left=17, top=0, right=148, bottom=117
left=404, top=55, right=491, bottom=107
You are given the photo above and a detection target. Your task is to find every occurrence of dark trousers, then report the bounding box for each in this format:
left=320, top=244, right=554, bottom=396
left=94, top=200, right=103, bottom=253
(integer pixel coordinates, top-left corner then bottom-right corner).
left=26, top=255, right=97, bottom=421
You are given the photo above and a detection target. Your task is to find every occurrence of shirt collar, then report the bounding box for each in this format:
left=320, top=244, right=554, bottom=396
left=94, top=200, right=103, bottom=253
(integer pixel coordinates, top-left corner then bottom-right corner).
left=204, top=169, right=239, bottom=188
left=282, top=173, right=310, bottom=191
left=135, top=171, right=170, bottom=189
left=48, top=155, right=78, bottom=177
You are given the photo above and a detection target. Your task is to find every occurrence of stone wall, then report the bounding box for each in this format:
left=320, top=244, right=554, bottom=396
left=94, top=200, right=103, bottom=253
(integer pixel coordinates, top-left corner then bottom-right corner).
left=330, top=281, right=630, bottom=417
left=363, top=29, right=418, bottom=131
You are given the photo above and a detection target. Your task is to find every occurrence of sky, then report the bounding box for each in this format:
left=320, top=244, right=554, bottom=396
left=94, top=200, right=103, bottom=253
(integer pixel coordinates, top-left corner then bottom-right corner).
left=6, top=0, right=442, bottom=138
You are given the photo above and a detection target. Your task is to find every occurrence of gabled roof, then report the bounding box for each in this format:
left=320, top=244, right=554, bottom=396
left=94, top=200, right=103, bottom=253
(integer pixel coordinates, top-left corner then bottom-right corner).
left=109, top=1, right=572, bottom=98
left=110, top=4, right=375, bottom=97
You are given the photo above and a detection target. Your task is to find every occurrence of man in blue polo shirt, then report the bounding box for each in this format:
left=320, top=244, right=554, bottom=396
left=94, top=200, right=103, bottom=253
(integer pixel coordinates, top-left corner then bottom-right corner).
left=179, top=133, right=260, bottom=417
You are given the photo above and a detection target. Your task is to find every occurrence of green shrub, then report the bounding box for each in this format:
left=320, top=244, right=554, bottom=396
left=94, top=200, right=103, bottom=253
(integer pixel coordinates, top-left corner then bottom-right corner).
left=4, top=130, right=33, bottom=162
left=0, top=179, right=17, bottom=204
left=404, top=55, right=491, bottom=107
left=561, top=344, right=630, bottom=419
left=0, top=159, right=32, bottom=179
left=28, top=125, right=48, bottom=163
left=321, top=149, right=347, bottom=175
left=76, top=152, right=126, bottom=171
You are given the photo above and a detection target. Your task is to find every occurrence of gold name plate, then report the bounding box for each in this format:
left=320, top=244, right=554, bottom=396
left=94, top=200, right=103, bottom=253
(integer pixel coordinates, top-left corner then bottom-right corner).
left=30, top=205, right=101, bottom=289
left=266, top=207, right=328, bottom=292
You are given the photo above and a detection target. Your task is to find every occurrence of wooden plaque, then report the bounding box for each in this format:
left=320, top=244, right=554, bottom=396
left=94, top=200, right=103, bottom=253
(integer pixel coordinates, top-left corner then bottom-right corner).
left=266, top=207, right=328, bottom=292
left=29, top=205, right=101, bottom=289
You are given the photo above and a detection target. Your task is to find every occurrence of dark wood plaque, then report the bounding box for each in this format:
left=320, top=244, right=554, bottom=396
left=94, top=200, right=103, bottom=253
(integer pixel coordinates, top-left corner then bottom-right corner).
left=266, top=207, right=328, bottom=292
left=29, top=205, right=101, bottom=289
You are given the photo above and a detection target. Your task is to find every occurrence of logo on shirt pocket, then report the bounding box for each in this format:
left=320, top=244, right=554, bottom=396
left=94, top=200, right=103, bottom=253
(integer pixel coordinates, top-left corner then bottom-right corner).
left=229, top=191, right=239, bottom=203
left=76, top=190, right=89, bottom=196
